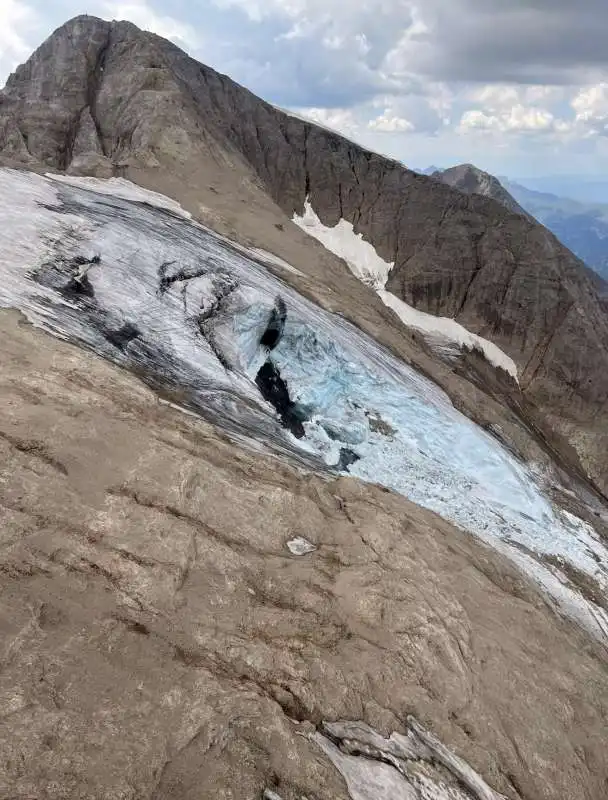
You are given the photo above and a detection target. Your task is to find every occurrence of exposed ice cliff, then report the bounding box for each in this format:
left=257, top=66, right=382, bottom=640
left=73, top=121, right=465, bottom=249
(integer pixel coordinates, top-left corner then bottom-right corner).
left=0, top=167, right=606, bottom=644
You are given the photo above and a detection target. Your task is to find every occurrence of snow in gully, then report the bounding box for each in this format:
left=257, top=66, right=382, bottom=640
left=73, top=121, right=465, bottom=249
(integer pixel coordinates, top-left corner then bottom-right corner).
left=0, top=168, right=606, bottom=641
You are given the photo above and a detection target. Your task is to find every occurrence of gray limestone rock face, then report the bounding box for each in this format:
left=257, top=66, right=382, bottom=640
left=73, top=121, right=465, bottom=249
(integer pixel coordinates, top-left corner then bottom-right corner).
left=71, top=106, right=103, bottom=157
left=67, top=105, right=113, bottom=177
left=0, top=16, right=111, bottom=168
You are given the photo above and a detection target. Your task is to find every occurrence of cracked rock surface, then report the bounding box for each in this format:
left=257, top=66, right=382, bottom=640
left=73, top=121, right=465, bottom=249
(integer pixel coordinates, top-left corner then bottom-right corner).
left=1, top=309, right=608, bottom=800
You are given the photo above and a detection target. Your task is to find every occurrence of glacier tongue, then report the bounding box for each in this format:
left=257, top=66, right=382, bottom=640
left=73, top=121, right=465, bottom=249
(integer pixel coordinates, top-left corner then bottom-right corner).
left=0, top=168, right=606, bottom=643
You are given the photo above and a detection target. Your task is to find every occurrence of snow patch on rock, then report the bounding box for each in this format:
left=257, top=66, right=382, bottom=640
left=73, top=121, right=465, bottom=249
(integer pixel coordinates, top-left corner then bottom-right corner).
left=293, top=199, right=519, bottom=381
left=287, top=537, right=317, bottom=555
left=294, top=199, right=393, bottom=290
left=378, top=289, right=520, bottom=381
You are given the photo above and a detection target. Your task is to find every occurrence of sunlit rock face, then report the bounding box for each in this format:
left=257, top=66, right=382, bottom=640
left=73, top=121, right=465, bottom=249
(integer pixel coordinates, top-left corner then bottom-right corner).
left=1, top=168, right=607, bottom=643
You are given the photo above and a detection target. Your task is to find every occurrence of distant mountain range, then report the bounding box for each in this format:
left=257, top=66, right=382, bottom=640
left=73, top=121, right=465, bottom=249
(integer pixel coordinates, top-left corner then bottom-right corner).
left=502, top=179, right=608, bottom=281
left=512, top=175, right=608, bottom=205
left=429, top=164, right=608, bottom=281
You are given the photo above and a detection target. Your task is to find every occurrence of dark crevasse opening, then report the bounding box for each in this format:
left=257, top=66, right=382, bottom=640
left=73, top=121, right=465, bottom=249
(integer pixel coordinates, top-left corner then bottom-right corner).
left=36, top=255, right=100, bottom=300
left=104, top=322, right=141, bottom=350
left=260, top=296, right=287, bottom=350
left=337, top=448, right=361, bottom=471
left=63, top=273, right=95, bottom=299
left=255, top=359, right=309, bottom=439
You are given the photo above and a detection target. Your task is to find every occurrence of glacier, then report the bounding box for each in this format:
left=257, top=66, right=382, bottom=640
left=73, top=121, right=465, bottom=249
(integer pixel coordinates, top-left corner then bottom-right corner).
left=0, top=167, right=606, bottom=643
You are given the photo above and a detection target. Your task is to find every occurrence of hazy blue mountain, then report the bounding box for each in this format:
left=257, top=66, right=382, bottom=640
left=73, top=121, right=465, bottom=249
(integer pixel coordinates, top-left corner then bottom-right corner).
left=512, top=176, right=608, bottom=205
left=427, top=165, right=608, bottom=282
left=412, top=165, right=442, bottom=175
left=502, top=179, right=608, bottom=281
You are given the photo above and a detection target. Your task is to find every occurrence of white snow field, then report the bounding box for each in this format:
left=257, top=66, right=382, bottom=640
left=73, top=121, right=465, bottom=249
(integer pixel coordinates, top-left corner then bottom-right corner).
left=0, top=168, right=606, bottom=643
left=293, top=199, right=520, bottom=381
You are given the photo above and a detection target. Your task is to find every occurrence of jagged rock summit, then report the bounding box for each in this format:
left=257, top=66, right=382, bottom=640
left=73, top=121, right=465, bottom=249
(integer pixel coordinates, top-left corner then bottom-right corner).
left=431, top=164, right=530, bottom=217
left=1, top=14, right=607, bottom=493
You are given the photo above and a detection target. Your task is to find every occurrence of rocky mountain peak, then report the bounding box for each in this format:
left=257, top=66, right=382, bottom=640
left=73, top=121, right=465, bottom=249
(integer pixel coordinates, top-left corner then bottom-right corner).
left=433, top=163, right=529, bottom=217
left=0, top=15, right=226, bottom=175
left=2, top=16, right=112, bottom=170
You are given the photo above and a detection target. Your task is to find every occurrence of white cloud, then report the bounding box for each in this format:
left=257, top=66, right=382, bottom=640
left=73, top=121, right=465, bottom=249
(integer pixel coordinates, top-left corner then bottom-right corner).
left=458, top=104, right=563, bottom=135
left=368, top=110, right=414, bottom=132
left=213, top=0, right=370, bottom=22
left=571, top=83, right=608, bottom=134
left=102, top=0, right=200, bottom=49
left=322, top=34, right=345, bottom=50
left=0, top=0, right=38, bottom=82
left=467, top=83, right=566, bottom=111
left=426, top=82, right=453, bottom=125
left=212, top=0, right=292, bottom=21
left=381, top=6, right=431, bottom=77
left=291, top=106, right=360, bottom=138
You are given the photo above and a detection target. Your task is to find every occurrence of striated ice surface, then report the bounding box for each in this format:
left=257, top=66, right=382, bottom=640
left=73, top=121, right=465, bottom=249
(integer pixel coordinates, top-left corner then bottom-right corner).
left=48, top=173, right=193, bottom=218
left=0, top=168, right=606, bottom=642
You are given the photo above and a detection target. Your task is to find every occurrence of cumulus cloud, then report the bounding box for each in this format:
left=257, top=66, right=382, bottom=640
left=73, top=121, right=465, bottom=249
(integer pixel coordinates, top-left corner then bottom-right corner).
left=368, top=111, right=414, bottom=133
left=456, top=85, right=572, bottom=136
left=0, top=0, right=39, bottom=81
left=458, top=106, right=561, bottom=134
left=101, top=0, right=200, bottom=48
left=467, top=84, right=566, bottom=109
left=572, top=83, right=608, bottom=135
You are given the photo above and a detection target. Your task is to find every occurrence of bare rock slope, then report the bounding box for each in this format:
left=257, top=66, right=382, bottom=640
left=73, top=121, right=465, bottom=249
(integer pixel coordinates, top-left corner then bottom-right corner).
left=1, top=14, right=606, bottom=492
left=2, top=309, right=608, bottom=800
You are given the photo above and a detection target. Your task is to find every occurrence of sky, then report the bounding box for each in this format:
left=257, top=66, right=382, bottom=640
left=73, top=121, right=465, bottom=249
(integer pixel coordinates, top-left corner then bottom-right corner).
left=2, top=0, right=608, bottom=177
